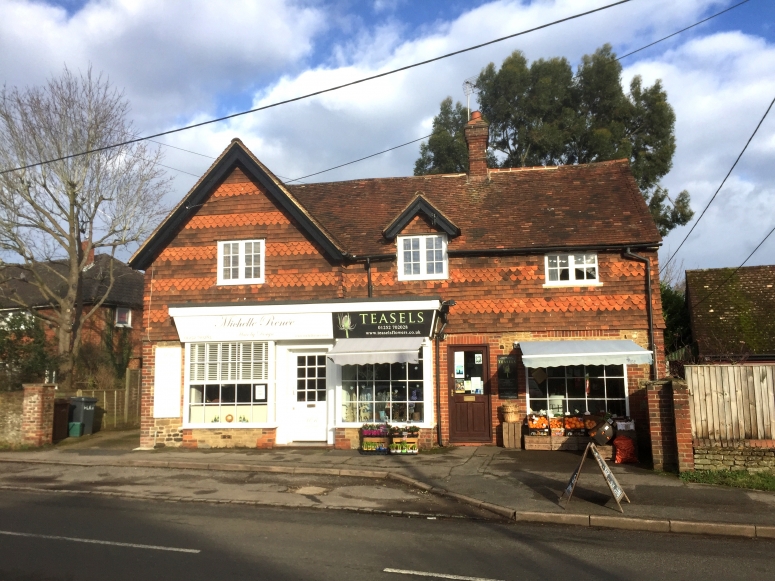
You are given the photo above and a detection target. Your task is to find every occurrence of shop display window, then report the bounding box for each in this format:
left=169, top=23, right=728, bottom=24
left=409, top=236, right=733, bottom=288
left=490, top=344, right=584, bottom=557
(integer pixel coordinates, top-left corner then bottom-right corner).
left=544, top=253, right=598, bottom=285
left=527, top=364, right=627, bottom=416
left=188, top=341, right=269, bottom=425
left=341, top=351, right=424, bottom=423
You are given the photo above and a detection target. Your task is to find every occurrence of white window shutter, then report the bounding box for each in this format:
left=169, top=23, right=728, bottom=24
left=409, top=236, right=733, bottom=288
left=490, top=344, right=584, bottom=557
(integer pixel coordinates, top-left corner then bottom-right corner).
left=153, top=346, right=182, bottom=418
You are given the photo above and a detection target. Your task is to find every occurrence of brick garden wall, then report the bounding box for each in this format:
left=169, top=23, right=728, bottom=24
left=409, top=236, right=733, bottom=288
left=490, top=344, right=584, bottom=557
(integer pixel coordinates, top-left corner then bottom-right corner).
left=21, top=384, right=55, bottom=447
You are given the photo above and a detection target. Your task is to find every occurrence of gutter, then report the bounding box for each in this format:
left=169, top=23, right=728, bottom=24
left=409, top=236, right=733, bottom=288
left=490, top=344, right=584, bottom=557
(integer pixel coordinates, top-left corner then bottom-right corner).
left=449, top=242, right=661, bottom=258
left=622, top=248, right=656, bottom=380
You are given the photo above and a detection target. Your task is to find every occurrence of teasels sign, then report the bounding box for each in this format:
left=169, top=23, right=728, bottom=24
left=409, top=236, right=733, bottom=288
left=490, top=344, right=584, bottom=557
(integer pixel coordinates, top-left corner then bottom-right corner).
left=333, top=310, right=435, bottom=338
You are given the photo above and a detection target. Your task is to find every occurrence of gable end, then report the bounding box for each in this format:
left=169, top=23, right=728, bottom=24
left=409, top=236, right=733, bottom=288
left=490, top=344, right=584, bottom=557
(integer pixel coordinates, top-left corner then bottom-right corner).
left=129, top=145, right=344, bottom=270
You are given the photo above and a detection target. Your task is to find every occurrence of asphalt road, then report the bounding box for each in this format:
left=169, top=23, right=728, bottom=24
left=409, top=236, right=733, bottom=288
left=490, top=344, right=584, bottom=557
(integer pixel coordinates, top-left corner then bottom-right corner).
left=1, top=490, right=773, bottom=581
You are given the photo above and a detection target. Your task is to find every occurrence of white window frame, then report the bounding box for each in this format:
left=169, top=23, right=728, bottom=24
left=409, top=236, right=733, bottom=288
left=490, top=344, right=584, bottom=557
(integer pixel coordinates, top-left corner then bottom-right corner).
left=183, top=341, right=275, bottom=428
left=114, top=307, right=132, bottom=328
left=543, top=253, right=601, bottom=287
left=335, top=340, right=434, bottom=428
left=217, top=239, right=265, bottom=286
left=397, top=234, right=448, bottom=281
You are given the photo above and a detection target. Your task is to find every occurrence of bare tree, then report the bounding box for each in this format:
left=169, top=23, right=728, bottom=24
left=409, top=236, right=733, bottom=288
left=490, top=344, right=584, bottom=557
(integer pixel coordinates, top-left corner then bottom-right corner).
left=0, top=66, right=171, bottom=385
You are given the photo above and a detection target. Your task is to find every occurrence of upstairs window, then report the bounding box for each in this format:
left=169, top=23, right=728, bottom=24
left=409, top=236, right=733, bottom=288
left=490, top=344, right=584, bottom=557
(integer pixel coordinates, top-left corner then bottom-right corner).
left=545, top=253, right=599, bottom=285
left=217, top=240, right=265, bottom=285
left=114, top=307, right=132, bottom=328
left=397, top=235, right=447, bottom=281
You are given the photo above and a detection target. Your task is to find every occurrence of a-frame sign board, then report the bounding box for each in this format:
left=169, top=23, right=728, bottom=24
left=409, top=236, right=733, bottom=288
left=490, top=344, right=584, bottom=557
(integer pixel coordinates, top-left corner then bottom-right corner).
left=559, top=442, right=630, bottom=513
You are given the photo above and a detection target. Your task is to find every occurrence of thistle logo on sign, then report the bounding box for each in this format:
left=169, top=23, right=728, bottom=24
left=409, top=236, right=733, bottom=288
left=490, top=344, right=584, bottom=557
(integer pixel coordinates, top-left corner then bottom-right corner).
left=332, top=310, right=435, bottom=338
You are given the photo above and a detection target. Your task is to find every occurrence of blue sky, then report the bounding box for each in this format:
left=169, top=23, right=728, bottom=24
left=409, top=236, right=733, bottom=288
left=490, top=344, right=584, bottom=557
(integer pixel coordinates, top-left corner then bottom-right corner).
left=0, top=0, right=773, bottom=273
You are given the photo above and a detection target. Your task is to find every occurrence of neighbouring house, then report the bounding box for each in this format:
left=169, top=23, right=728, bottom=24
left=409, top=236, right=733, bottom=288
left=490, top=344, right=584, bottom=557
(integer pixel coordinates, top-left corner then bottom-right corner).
left=129, top=111, right=664, bottom=450
left=0, top=252, right=144, bottom=382
left=686, top=265, right=775, bottom=363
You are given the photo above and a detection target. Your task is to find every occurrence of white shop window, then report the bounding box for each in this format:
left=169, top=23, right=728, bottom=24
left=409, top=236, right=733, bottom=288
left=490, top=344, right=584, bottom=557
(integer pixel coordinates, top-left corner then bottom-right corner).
left=187, top=342, right=269, bottom=425
left=527, top=364, right=628, bottom=416
left=397, top=235, right=447, bottom=281
left=217, top=239, right=265, bottom=285
left=545, top=253, right=599, bottom=285
left=340, top=350, right=425, bottom=424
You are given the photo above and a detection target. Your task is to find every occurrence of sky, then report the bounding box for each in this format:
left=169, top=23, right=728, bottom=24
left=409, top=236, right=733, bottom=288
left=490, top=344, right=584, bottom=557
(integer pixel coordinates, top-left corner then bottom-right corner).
left=0, top=0, right=773, bottom=275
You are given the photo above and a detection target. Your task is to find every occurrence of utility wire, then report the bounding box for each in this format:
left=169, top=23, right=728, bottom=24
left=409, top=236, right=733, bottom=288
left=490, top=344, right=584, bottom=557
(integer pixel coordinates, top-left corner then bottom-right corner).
left=616, top=0, right=751, bottom=60
left=0, top=0, right=631, bottom=176
left=660, top=94, right=775, bottom=274
left=285, top=134, right=431, bottom=183
left=690, top=223, right=775, bottom=310
left=153, top=0, right=751, bottom=186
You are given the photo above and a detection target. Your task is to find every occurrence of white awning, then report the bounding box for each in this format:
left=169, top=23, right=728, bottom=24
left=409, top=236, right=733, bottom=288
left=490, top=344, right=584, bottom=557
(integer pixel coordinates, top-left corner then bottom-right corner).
left=516, top=340, right=653, bottom=368
left=327, top=337, right=424, bottom=365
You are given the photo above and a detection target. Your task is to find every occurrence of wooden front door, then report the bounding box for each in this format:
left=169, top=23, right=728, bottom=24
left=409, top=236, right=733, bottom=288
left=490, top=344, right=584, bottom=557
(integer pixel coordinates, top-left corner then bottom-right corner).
left=448, top=346, right=491, bottom=442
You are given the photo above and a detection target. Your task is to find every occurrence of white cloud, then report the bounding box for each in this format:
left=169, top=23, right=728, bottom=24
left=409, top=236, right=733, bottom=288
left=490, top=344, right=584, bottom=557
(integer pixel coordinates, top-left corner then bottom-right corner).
left=2, top=0, right=773, bottom=269
left=0, top=0, right=326, bottom=128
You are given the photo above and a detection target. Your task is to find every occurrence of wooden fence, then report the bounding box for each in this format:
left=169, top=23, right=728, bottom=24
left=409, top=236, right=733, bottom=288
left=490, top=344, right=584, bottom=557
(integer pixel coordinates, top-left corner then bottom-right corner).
left=686, top=365, right=775, bottom=445
left=60, top=369, right=141, bottom=431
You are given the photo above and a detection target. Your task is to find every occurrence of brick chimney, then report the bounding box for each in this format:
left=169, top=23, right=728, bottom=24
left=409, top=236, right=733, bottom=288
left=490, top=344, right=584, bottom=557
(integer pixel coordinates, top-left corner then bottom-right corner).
left=464, top=111, right=489, bottom=180
left=81, top=240, right=94, bottom=266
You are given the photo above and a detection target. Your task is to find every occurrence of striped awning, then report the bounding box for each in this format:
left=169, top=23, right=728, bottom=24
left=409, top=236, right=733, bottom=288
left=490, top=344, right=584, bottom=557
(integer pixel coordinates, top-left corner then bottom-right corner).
left=327, top=337, right=424, bottom=365
left=516, top=340, right=653, bottom=368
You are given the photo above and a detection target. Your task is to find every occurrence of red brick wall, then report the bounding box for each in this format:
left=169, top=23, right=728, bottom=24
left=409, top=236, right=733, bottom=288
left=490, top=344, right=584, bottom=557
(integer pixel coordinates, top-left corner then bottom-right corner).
left=21, top=384, right=55, bottom=447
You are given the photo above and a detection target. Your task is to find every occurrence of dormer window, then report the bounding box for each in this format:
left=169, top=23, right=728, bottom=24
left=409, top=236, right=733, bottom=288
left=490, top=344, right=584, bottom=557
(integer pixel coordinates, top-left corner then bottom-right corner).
left=397, top=234, right=448, bottom=281
left=217, top=240, right=265, bottom=285
left=115, top=307, right=132, bottom=328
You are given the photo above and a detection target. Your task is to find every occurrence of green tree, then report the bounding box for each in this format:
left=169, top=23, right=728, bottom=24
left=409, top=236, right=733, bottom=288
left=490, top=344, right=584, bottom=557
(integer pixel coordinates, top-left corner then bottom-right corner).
left=0, top=312, right=57, bottom=390
left=661, top=282, right=692, bottom=355
left=415, top=45, right=693, bottom=235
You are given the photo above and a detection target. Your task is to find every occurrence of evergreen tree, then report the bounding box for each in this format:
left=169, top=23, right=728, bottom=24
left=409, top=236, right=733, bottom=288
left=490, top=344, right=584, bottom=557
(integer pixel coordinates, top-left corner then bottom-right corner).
left=415, top=45, right=693, bottom=235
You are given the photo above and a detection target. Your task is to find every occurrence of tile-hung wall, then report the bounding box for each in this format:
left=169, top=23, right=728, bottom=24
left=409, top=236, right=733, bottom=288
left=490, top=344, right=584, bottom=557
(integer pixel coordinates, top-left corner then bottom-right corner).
left=140, top=166, right=661, bottom=449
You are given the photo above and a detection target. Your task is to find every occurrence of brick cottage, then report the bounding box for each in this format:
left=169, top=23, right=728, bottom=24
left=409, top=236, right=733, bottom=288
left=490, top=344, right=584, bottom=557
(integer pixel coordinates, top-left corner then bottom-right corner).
left=129, top=111, right=664, bottom=450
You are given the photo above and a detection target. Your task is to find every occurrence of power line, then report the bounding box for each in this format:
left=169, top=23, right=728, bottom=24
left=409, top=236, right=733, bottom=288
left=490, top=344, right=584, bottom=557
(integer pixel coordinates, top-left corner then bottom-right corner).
left=155, top=1, right=751, bottom=187
left=690, top=223, right=775, bottom=310
left=0, top=0, right=631, bottom=176
left=660, top=94, right=775, bottom=274
left=285, top=134, right=431, bottom=184
left=616, top=0, right=751, bottom=61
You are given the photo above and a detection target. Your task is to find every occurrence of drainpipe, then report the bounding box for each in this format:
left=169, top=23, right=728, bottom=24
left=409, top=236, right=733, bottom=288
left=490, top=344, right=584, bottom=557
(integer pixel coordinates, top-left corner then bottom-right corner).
left=434, top=300, right=455, bottom=447
left=623, top=248, right=656, bottom=380
left=366, top=257, right=372, bottom=298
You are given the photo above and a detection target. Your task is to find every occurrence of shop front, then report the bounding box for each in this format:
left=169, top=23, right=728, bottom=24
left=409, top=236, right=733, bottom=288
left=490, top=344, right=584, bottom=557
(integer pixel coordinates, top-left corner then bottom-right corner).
left=517, top=340, right=653, bottom=452
left=163, top=299, right=440, bottom=447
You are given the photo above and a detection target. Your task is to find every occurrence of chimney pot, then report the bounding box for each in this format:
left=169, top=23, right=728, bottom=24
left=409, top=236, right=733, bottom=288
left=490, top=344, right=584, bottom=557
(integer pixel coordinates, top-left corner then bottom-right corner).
left=81, top=241, right=94, bottom=266
left=470, top=111, right=482, bottom=121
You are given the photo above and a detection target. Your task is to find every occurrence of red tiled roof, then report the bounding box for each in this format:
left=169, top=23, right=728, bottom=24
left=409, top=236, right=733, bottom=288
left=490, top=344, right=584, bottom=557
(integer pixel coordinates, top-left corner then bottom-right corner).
left=287, top=160, right=660, bottom=256
left=686, top=265, right=775, bottom=357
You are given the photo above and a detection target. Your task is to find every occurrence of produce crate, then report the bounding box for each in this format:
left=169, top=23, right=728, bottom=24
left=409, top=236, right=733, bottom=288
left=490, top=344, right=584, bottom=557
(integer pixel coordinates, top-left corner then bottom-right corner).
left=360, top=436, right=390, bottom=454
left=523, top=435, right=552, bottom=450
left=564, top=429, right=588, bottom=437
left=502, top=422, right=521, bottom=449
left=528, top=428, right=550, bottom=436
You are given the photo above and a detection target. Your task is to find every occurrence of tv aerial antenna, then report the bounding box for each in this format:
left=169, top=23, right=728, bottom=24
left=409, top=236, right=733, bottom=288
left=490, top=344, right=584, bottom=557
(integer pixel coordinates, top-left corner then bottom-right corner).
left=462, top=75, right=480, bottom=120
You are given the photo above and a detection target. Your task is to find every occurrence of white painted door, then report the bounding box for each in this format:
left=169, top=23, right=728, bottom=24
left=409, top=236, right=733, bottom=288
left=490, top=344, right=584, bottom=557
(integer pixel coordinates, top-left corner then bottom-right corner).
left=290, top=353, right=328, bottom=441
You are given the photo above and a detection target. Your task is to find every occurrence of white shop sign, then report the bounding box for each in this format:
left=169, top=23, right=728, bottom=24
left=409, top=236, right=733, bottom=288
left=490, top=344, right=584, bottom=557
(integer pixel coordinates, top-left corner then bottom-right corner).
left=173, top=313, right=333, bottom=342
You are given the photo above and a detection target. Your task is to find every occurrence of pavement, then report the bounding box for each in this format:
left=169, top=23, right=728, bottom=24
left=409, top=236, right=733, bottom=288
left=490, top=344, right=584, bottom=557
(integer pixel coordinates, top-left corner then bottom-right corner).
left=2, top=429, right=775, bottom=539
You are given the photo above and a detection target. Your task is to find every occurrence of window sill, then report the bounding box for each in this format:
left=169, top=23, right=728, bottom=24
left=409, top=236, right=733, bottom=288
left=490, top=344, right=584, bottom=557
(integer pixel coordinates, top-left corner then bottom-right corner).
left=216, top=279, right=265, bottom=286
left=336, top=422, right=434, bottom=429
left=542, top=282, right=603, bottom=288
left=397, top=275, right=448, bottom=282
left=183, top=422, right=278, bottom=429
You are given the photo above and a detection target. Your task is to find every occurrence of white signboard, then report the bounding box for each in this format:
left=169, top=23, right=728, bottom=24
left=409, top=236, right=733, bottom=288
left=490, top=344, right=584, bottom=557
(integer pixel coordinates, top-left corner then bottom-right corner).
left=154, top=346, right=182, bottom=418
left=173, top=313, right=333, bottom=342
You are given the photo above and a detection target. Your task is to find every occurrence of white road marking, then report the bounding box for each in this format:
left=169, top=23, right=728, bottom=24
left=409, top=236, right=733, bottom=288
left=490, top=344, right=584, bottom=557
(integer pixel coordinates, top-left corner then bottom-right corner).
left=0, top=530, right=200, bottom=553
left=384, top=568, right=505, bottom=581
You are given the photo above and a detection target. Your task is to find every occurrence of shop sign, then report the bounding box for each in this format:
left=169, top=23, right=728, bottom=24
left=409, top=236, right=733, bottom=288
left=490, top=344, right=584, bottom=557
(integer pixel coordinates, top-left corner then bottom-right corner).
left=497, top=355, right=518, bottom=399
left=332, top=310, right=435, bottom=338
left=173, top=313, right=333, bottom=342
